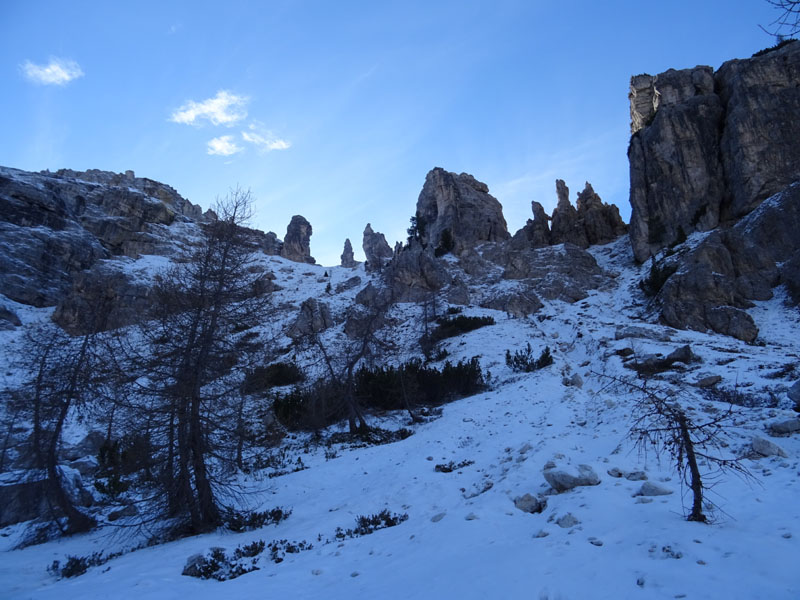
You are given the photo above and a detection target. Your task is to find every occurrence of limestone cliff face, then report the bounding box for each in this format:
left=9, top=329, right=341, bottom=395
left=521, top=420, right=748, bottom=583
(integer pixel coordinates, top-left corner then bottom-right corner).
left=0, top=166, right=207, bottom=306
left=415, top=168, right=510, bottom=255
left=628, top=40, right=800, bottom=262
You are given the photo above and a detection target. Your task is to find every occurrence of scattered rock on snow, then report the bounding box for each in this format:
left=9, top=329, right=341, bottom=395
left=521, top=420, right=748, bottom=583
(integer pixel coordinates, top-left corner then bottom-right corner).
left=751, top=436, right=788, bottom=458
left=633, top=482, right=673, bottom=497
left=625, top=471, right=648, bottom=481
left=695, top=375, right=723, bottom=388
left=430, top=512, right=446, bottom=523
left=787, top=381, right=800, bottom=405
left=768, top=418, right=800, bottom=436
left=556, top=513, right=580, bottom=528
left=513, top=493, right=546, bottom=514
left=543, top=462, right=600, bottom=493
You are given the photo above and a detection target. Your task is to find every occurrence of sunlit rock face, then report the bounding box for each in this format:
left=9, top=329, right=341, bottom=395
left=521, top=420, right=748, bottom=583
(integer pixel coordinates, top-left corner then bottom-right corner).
left=415, top=167, right=510, bottom=255
left=628, top=41, right=800, bottom=262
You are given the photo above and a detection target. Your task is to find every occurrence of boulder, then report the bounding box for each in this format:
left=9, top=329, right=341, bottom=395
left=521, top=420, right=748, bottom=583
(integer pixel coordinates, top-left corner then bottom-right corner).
left=415, top=168, right=510, bottom=255
left=543, top=461, right=600, bottom=493
left=751, top=436, right=788, bottom=458
left=633, top=481, right=673, bottom=497
left=788, top=381, right=800, bottom=405
left=555, top=513, right=580, bottom=528
left=335, top=275, right=362, bottom=294
left=340, top=238, right=357, bottom=268
left=768, top=418, right=800, bottom=436
left=362, top=224, right=393, bottom=272
left=280, top=215, right=315, bottom=264
left=513, top=493, right=546, bottom=514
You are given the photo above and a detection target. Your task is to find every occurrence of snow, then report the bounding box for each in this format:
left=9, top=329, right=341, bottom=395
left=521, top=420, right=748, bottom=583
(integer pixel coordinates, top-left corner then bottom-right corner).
left=2, top=236, right=800, bottom=599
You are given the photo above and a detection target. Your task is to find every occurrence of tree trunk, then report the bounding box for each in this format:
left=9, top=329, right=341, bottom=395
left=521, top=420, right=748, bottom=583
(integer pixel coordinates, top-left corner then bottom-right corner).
left=678, top=412, right=707, bottom=523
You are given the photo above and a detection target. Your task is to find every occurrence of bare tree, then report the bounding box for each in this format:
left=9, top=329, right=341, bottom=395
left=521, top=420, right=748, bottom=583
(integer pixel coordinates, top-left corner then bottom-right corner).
left=617, top=377, right=753, bottom=522
left=118, top=187, right=272, bottom=533
left=761, top=0, right=800, bottom=38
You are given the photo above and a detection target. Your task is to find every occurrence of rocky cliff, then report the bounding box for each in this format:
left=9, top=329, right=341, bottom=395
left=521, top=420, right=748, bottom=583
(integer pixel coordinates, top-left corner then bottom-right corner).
left=628, top=40, right=800, bottom=263
left=415, top=168, right=510, bottom=255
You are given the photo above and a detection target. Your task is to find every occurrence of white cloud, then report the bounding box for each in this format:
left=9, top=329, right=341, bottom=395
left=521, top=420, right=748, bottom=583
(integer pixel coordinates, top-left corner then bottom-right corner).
left=171, top=90, right=248, bottom=126
left=21, top=57, right=84, bottom=86
left=241, top=122, right=291, bottom=152
left=207, top=135, right=243, bottom=156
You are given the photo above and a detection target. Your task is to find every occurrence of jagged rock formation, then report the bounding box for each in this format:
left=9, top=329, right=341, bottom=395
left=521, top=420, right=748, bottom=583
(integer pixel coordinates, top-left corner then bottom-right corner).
left=259, top=230, right=282, bottom=255
left=509, top=181, right=626, bottom=252
left=415, top=168, right=510, bottom=255
left=340, top=238, right=357, bottom=268
left=0, top=166, right=206, bottom=306
left=628, top=41, right=800, bottom=262
left=509, top=201, right=551, bottom=250
left=280, top=215, right=315, bottom=264
left=655, top=181, right=800, bottom=341
left=362, top=224, right=393, bottom=272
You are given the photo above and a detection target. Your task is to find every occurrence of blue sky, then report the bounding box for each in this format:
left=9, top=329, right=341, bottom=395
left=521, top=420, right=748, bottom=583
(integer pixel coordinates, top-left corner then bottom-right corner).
left=0, top=0, right=781, bottom=265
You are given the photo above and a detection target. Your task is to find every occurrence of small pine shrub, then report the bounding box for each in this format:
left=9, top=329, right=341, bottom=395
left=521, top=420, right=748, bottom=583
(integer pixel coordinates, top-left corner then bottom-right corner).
left=222, top=507, right=292, bottom=532
left=243, top=362, right=305, bottom=395
left=505, top=344, right=553, bottom=372
left=425, top=315, right=495, bottom=344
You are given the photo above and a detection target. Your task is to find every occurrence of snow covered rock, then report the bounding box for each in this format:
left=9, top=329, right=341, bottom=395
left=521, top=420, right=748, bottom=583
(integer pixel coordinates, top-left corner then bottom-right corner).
left=543, top=461, right=600, bottom=493
left=513, top=493, right=546, bottom=514
left=633, top=481, right=673, bottom=497
left=751, top=436, right=788, bottom=458
left=769, top=418, right=800, bottom=436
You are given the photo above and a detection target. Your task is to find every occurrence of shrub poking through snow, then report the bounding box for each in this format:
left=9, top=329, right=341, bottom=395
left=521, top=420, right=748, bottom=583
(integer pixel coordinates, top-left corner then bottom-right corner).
left=505, top=343, right=553, bottom=372
left=222, top=507, right=292, bottom=532
left=425, top=315, right=495, bottom=344
left=48, top=551, right=123, bottom=579
left=435, top=459, right=474, bottom=473
left=334, top=510, right=409, bottom=540
left=242, top=362, right=304, bottom=395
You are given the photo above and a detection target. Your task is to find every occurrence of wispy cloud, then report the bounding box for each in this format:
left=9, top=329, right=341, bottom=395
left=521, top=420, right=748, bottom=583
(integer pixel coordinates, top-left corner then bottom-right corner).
left=170, top=90, right=248, bottom=126
left=21, top=57, right=84, bottom=86
left=241, top=121, right=291, bottom=152
left=207, top=135, right=243, bottom=156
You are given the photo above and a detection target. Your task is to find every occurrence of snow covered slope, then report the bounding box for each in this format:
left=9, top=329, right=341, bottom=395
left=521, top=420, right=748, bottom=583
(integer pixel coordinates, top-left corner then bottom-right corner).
left=1, top=236, right=799, bottom=600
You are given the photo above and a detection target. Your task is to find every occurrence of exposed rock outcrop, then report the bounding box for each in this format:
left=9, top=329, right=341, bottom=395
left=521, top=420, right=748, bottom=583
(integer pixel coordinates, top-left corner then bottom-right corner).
left=655, top=181, right=800, bottom=341
left=487, top=243, right=607, bottom=303
left=362, top=224, right=393, bottom=272
left=384, top=243, right=450, bottom=302
left=628, top=41, right=800, bottom=262
left=287, top=298, right=332, bottom=339
left=280, top=215, right=315, bottom=264
left=0, top=166, right=210, bottom=307
left=415, top=168, right=509, bottom=255
left=340, top=238, right=357, bottom=268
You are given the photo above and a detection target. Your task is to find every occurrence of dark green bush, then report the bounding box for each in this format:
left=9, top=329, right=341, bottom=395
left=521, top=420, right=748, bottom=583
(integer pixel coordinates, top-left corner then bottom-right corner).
left=505, top=343, right=553, bottom=372
left=222, top=507, right=292, bottom=532
left=273, top=358, right=485, bottom=431
left=424, top=315, right=495, bottom=345
left=243, top=362, right=305, bottom=395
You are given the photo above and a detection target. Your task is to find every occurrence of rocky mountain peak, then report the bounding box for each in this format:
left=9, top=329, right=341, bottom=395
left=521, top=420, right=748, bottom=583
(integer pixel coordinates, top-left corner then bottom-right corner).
left=415, top=167, right=510, bottom=255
